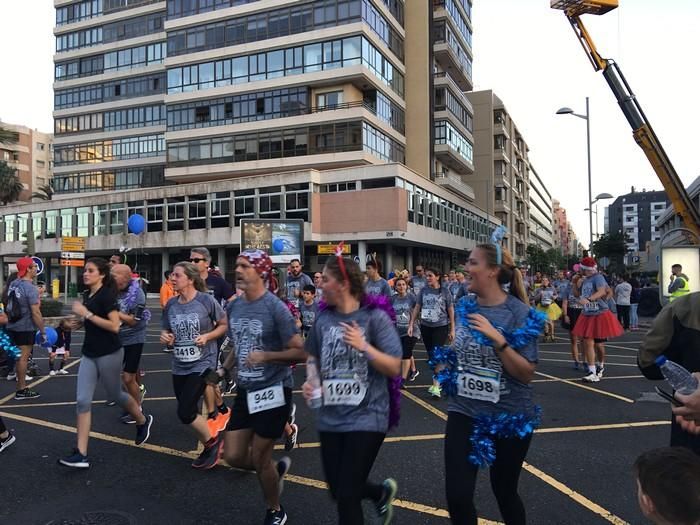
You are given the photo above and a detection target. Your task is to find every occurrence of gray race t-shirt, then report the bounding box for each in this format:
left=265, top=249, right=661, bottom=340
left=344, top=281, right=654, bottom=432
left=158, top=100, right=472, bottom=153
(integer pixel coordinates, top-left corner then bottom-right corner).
left=364, top=278, right=392, bottom=298
left=391, top=294, right=419, bottom=338
left=417, top=286, right=453, bottom=327
left=449, top=295, right=538, bottom=418
left=411, top=275, right=427, bottom=296
left=286, top=272, right=313, bottom=307
left=580, top=273, right=609, bottom=316
left=299, top=300, right=319, bottom=332
left=614, top=282, right=632, bottom=306
left=117, top=285, right=147, bottom=346
left=227, top=291, right=299, bottom=390
left=306, top=306, right=402, bottom=433
left=6, top=279, right=39, bottom=332
left=162, top=292, right=225, bottom=375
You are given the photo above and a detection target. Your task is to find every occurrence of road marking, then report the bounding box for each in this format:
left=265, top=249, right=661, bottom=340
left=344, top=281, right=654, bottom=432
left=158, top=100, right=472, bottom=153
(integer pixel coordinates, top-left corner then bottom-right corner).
left=0, top=358, right=82, bottom=407
left=535, top=372, right=635, bottom=403
left=532, top=374, right=643, bottom=383
left=539, top=358, right=638, bottom=368
left=601, top=344, right=641, bottom=351
left=401, top=385, right=632, bottom=523
left=0, top=410, right=485, bottom=522
left=535, top=421, right=670, bottom=434
left=539, top=350, right=637, bottom=359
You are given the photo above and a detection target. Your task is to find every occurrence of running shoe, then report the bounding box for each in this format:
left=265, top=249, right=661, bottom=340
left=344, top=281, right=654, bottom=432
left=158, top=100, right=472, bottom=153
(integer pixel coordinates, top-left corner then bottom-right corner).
left=58, top=448, right=90, bottom=469
left=105, top=400, right=116, bottom=406
left=573, top=361, right=580, bottom=371
left=192, top=434, right=223, bottom=469
left=49, top=370, right=57, bottom=376
left=216, top=408, right=231, bottom=433
left=376, top=478, right=398, bottom=525
left=597, top=367, right=605, bottom=379
left=120, top=412, right=138, bottom=425
left=408, top=369, right=420, bottom=382
left=263, top=506, right=288, bottom=525
left=288, top=403, right=297, bottom=425
left=428, top=385, right=441, bottom=399
left=224, top=379, right=237, bottom=394
left=0, top=432, right=16, bottom=453
left=135, top=414, right=154, bottom=445
left=582, top=372, right=600, bottom=383
left=276, top=456, right=292, bottom=496
left=139, top=384, right=147, bottom=403
left=207, top=413, right=221, bottom=439
left=58, top=369, right=69, bottom=375
left=6, top=373, right=16, bottom=381
left=284, top=424, right=298, bottom=452
left=14, top=388, right=40, bottom=400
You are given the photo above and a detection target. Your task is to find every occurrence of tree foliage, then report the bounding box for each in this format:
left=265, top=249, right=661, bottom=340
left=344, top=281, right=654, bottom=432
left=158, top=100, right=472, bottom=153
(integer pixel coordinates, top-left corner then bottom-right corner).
left=526, top=244, right=569, bottom=275
left=32, top=184, right=53, bottom=201
left=590, top=232, right=631, bottom=272
left=0, top=161, right=24, bottom=205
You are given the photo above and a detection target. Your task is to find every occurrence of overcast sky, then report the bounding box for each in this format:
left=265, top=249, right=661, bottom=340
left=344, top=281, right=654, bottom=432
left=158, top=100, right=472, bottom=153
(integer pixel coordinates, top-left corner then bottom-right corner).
left=1, top=1, right=698, bottom=248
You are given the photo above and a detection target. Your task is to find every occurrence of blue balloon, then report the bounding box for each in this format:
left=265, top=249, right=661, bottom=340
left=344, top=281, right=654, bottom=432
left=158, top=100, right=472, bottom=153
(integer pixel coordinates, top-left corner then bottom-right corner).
left=272, top=238, right=285, bottom=253
left=127, top=213, right=146, bottom=235
left=36, top=327, right=58, bottom=347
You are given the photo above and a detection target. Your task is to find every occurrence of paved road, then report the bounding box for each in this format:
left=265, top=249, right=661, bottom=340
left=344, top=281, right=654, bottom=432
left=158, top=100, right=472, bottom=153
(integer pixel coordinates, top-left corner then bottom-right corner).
left=0, top=305, right=673, bottom=524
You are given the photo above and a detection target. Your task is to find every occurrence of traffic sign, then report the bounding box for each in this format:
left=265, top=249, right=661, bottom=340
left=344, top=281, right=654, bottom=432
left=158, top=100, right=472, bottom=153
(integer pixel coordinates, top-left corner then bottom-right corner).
left=598, top=256, right=610, bottom=269
left=318, top=244, right=350, bottom=255
left=61, top=251, right=86, bottom=260
left=31, top=256, right=44, bottom=276
left=61, top=237, right=86, bottom=251
left=60, top=259, right=85, bottom=267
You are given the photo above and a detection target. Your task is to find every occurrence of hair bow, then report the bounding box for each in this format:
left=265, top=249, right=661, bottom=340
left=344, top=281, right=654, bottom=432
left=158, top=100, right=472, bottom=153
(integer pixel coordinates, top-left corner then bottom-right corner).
left=490, top=225, right=508, bottom=265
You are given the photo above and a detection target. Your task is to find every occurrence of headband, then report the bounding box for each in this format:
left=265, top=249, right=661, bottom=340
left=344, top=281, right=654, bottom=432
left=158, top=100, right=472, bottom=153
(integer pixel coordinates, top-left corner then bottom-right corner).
left=334, top=241, right=350, bottom=282
left=238, top=249, right=273, bottom=279
left=490, top=225, right=507, bottom=265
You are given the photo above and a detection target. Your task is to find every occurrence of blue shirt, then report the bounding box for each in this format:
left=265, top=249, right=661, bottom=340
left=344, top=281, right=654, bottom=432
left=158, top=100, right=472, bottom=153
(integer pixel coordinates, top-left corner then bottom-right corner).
left=580, top=274, right=609, bottom=316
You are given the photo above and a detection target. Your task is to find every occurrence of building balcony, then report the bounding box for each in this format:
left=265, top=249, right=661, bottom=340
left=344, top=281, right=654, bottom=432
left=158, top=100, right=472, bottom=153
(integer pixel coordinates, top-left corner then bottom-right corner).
left=433, top=71, right=472, bottom=110
left=434, top=171, right=475, bottom=201
left=434, top=142, right=474, bottom=175
left=433, top=42, right=472, bottom=91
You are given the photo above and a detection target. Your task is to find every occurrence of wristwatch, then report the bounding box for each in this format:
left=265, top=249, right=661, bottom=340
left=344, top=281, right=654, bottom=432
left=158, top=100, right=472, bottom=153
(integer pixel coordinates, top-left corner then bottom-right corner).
left=85, top=312, right=94, bottom=321
left=495, top=341, right=509, bottom=353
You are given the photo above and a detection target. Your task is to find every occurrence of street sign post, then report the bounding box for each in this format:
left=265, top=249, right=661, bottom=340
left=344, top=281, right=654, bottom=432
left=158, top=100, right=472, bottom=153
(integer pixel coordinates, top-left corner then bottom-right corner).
left=31, top=256, right=44, bottom=276
left=60, top=237, right=86, bottom=303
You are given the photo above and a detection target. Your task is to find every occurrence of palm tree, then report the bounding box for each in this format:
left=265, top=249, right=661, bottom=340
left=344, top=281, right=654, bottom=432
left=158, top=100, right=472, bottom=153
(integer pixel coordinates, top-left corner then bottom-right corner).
left=32, top=184, right=53, bottom=201
left=0, top=161, right=24, bottom=205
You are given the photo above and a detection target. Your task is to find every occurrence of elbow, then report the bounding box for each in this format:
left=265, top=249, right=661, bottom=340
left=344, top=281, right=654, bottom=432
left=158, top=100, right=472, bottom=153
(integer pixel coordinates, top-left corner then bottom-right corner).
left=389, top=357, right=402, bottom=377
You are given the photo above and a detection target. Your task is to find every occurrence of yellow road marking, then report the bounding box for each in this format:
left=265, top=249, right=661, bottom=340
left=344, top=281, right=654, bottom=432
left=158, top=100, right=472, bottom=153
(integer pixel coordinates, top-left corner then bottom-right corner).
left=0, top=410, right=476, bottom=521
left=0, top=358, right=82, bottom=407
left=535, top=372, right=635, bottom=403
left=539, top=358, right=638, bottom=368
left=535, top=421, right=670, bottom=434
left=401, top=389, right=447, bottom=420
left=539, top=350, right=637, bottom=359
left=532, top=374, right=643, bottom=383
left=522, top=462, right=629, bottom=524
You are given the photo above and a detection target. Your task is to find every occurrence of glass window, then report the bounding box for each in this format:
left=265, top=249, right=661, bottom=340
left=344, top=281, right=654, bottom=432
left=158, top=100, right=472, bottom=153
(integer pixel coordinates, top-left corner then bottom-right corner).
left=60, top=209, right=75, bottom=237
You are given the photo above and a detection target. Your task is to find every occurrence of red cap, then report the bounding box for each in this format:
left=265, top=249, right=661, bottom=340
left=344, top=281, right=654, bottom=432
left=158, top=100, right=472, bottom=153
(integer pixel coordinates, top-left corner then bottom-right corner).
left=16, top=257, right=34, bottom=278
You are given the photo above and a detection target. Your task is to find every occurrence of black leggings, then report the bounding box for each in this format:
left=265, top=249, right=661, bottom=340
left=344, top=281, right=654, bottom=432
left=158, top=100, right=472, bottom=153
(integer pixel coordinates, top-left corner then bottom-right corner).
left=616, top=305, right=630, bottom=330
left=0, top=416, right=6, bottom=434
left=172, top=373, right=207, bottom=425
left=445, top=411, right=532, bottom=525
left=421, top=324, right=450, bottom=360
left=319, top=431, right=386, bottom=525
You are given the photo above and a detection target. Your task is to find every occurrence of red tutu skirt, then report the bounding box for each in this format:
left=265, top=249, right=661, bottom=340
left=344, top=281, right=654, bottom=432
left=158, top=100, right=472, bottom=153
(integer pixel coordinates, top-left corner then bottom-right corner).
left=572, top=310, right=624, bottom=340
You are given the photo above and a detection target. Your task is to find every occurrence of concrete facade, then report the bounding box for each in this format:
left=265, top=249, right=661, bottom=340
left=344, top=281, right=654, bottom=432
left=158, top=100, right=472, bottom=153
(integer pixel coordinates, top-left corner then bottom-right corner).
left=0, top=122, right=53, bottom=202
left=605, top=187, right=669, bottom=252
left=528, top=164, right=554, bottom=249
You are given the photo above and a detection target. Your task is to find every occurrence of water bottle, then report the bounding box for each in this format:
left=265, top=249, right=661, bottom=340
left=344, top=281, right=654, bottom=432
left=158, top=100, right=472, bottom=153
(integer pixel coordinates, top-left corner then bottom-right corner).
left=306, top=356, right=323, bottom=409
left=655, top=356, right=699, bottom=395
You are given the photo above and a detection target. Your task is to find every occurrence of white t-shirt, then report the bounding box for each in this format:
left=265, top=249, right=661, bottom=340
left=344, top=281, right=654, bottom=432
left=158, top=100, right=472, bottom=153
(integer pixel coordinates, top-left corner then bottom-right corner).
left=614, top=282, right=632, bottom=306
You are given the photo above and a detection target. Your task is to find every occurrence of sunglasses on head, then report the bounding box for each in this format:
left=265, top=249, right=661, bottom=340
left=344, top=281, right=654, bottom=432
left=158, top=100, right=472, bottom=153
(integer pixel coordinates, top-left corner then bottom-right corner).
left=189, top=258, right=206, bottom=263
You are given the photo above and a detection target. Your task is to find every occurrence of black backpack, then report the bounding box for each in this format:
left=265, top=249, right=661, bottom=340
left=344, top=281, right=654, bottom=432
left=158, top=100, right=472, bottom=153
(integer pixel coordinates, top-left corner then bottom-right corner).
left=6, top=287, right=23, bottom=323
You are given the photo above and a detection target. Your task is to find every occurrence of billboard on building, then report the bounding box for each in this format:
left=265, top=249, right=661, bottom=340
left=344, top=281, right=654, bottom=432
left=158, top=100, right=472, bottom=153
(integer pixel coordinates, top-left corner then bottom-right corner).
left=240, top=219, right=303, bottom=264
left=660, top=246, right=700, bottom=299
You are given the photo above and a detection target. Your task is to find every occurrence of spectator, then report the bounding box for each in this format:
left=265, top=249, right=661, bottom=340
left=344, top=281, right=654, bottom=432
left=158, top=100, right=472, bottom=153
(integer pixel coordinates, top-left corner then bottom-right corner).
left=668, top=264, right=691, bottom=302
left=159, top=270, right=177, bottom=308
left=614, top=275, right=632, bottom=330
left=634, top=447, right=700, bottom=524
left=638, top=292, right=700, bottom=453
left=285, top=258, right=313, bottom=308
left=629, top=274, right=641, bottom=330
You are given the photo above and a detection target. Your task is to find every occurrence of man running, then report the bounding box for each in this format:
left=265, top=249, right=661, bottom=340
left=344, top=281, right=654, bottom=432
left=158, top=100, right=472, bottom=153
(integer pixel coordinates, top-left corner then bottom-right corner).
left=410, top=265, right=427, bottom=296
left=286, top=258, right=313, bottom=308
left=364, top=261, right=392, bottom=298
left=221, top=250, right=305, bottom=525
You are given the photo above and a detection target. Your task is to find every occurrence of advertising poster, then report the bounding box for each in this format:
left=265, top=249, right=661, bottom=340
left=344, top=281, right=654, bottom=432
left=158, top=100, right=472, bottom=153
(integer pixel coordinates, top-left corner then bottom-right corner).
left=241, top=220, right=303, bottom=264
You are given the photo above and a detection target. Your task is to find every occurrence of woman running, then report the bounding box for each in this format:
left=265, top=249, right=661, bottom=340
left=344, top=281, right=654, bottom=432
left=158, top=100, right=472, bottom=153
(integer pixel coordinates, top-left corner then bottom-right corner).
left=303, top=255, right=402, bottom=525
left=59, top=258, right=153, bottom=469
left=433, top=243, right=544, bottom=525
left=160, top=262, right=227, bottom=469
left=534, top=276, right=561, bottom=342
left=561, top=273, right=584, bottom=370
left=391, top=277, right=420, bottom=384
left=408, top=268, right=455, bottom=398
left=572, top=257, right=624, bottom=383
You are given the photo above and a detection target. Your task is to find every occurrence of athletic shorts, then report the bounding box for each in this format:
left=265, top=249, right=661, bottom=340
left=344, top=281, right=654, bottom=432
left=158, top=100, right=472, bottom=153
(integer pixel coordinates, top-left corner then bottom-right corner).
left=122, top=343, right=144, bottom=374
left=562, top=307, right=582, bottom=331
left=226, top=386, right=292, bottom=440
left=7, top=330, right=35, bottom=347
left=400, top=336, right=417, bottom=359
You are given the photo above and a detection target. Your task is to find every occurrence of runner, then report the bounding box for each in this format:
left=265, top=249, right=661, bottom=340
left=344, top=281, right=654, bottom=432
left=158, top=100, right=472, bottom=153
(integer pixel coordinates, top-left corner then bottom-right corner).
left=408, top=268, right=455, bottom=398
left=299, top=284, right=319, bottom=339
left=391, top=277, right=420, bottom=384
left=561, top=274, right=584, bottom=370
left=364, top=261, right=392, bottom=298
left=534, top=276, right=561, bottom=342
left=112, top=264, right=149, bottom=423
left=160, top=261, right=228, bottom=469
left=313, top=271, right=324, bottom=300
left=431, top=242, right=543, bottom=525
left=302, top=253, right=401, bottom=525
left=572, top=257, right=624, bottom=383
left=0, top=416, right=14, bottom=453
left=220, top=250, right=305, bottom=525
left=59, top=258, right=153, bottom=469
left=410, top=265, right=427, bottom=296
left=160, top=270, right=177, bottom=353
left=286, top=258, right=313, bottom=308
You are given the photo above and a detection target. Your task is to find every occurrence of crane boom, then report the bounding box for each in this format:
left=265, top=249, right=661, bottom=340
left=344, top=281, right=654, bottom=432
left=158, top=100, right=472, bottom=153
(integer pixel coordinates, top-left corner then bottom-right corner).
left=552, top=0, right=700, bottom=239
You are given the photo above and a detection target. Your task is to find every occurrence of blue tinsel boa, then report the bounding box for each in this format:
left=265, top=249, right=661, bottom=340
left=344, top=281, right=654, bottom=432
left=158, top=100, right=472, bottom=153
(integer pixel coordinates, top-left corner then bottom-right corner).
left=430, top=297, right=546, bottom=467
left=122, top=279, right=151, bottom=322
left=0, top=328, right=21, bottom=362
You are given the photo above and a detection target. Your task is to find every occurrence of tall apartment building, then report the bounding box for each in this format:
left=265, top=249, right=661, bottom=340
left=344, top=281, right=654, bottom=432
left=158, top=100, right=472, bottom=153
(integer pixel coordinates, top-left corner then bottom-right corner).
left=467, top=89, right=530, bottom=261
left=552, top=199, right=569, bottom=254
left=605, top=187, right=669, bottom=252
left=1, top=0, right=494, bottom=288
left=0, top=121, right=53, bottom=202
left=528, top=164, right=554, bottom=249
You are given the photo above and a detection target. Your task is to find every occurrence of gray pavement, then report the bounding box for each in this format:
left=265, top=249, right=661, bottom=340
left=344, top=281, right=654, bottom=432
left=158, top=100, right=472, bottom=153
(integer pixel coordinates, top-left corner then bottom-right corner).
left=0, top=308, right=673, bottom=524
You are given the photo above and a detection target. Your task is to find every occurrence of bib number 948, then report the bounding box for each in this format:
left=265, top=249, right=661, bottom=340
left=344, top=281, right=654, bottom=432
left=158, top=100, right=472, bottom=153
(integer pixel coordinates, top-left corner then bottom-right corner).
left=247, top=383, right=285, bottom=414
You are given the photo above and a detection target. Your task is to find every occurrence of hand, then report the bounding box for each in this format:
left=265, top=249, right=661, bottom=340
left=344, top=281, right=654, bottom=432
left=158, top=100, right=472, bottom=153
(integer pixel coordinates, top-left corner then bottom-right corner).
left=301, top=380, right=314, bottom=402
left=565, top=315, right=570, bottom=324
left=339, top=321, right=366, bottom=351
left=194, top=334, right=209, bottom=347
left=672, top=373, right=700, bottom=435
left=160, top=331, right=175, bottom=346
left=246, top=351, right=267, bottom=366
left=579, top=297, right=589, bottom=305
left=449, top=328, right=455, bottom=343
left=467, top=314, right=504, bottom=346
left=72, top=302, right=88, bottom=318
left=407, top=324, right=414, bottom=338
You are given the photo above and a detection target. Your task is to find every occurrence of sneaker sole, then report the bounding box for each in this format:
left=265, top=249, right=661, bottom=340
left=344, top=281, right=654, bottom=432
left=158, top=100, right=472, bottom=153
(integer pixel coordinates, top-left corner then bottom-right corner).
left=380, top=479, right=398, bottom=525
left=14, top=393, right=40, bottom=400
left=135, top=415, right=153, bottom=446
left=58, top=459, right=89, bottom=468
left=0, top=435, right=16, bottom=453
left=192, top=439, right=223, bottom=470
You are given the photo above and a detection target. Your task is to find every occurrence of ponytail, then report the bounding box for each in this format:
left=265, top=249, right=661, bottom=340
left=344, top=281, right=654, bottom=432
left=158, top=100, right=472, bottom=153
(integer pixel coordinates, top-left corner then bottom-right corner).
left=474, top=244, right=528, bottom=305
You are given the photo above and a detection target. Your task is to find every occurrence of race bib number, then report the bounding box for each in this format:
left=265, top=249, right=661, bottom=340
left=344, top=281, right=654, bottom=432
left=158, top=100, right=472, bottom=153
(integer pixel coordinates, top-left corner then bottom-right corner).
left=583, top=302, right=599, bottom=313
left=173, top=344, right=202, bottom=363
left=322, top=379, right=368, bottom=406
left=55, top=346, right=66, bottom=355
left=457, top=367, right=501, bottom=403
left=247, top=383, right=285, bottom=414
